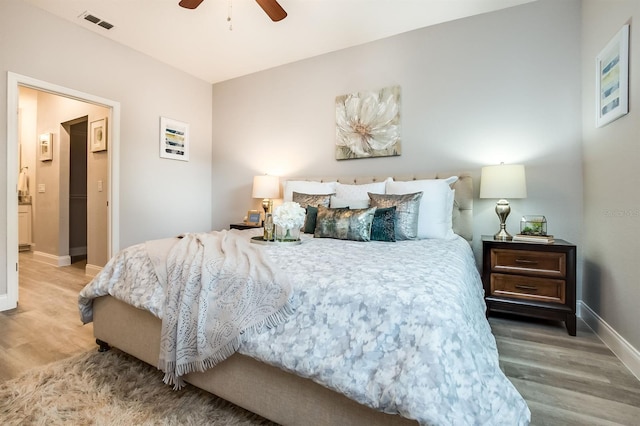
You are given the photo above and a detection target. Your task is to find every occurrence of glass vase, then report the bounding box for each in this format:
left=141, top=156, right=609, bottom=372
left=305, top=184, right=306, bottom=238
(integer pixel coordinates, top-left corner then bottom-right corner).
left=275, top=225, right=300, bottom=242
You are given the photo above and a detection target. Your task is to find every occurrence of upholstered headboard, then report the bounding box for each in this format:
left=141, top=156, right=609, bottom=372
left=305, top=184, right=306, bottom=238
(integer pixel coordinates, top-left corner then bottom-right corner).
left=285, top=173, right=473, bottom=242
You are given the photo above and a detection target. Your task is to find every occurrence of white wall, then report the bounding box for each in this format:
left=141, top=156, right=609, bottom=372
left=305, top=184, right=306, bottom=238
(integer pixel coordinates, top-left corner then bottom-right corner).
left=581, top=1, right=640, bottom=357
left=0, top=1, right=213, bottom=296
left=211, top=0, right=583, bottom=269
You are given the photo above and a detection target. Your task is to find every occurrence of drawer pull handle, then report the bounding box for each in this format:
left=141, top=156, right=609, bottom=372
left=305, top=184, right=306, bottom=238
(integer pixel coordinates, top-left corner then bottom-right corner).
left=515, top=284, right=538, bottom=292
left=515, top=259, right=538, bottom=265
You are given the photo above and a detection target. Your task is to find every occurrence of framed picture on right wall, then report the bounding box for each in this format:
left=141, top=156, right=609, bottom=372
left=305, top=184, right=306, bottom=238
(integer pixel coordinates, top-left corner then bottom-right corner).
left=596, top=24, right=629, bottom=128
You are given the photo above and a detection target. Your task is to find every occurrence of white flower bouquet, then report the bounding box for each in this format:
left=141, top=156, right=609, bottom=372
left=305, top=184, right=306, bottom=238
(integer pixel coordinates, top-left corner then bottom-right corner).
left=272, top=201, right=306, bottom=241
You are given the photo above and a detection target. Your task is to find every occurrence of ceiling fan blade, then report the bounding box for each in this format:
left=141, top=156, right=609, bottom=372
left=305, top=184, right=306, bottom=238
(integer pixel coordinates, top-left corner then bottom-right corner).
left=255, top=0, right=287, bottom=22
left=179, top=0, right=205, bottom=9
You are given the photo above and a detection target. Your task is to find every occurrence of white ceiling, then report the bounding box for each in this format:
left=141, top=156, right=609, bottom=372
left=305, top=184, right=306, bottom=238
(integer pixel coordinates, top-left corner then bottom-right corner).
left=23, top=0, right=534, bottom=84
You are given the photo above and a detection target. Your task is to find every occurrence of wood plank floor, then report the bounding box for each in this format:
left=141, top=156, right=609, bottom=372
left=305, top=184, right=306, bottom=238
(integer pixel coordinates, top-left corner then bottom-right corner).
left=0, top=251, right=95, bottom=382
left=1, top=251, right=639, bottom=425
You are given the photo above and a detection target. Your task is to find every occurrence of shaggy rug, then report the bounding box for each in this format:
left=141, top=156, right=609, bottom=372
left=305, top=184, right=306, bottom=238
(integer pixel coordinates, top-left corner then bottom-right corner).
left=0, top=349, right=278, bottom=425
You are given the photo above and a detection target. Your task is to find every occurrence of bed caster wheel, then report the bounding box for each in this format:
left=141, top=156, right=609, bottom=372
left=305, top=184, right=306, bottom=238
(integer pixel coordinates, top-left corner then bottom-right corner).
left=96, top=339, right=111, bottom=352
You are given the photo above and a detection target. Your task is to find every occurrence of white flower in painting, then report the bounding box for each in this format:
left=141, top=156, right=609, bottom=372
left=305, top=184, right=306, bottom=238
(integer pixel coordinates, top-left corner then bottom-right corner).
left=336, top=88, right=400, bottom=158
left=272, top=202, right=306, bottom=230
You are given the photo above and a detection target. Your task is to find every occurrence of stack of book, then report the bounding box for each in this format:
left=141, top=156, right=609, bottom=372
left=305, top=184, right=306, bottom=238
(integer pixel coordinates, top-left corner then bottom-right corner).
left=512, top=234, right=555, bottom=244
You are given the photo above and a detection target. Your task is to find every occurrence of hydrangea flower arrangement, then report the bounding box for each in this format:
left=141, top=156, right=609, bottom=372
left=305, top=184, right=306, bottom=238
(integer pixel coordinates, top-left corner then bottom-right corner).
left=273, top=201, right=306, bottom=230
left=272, top=202, right=306, bottom=241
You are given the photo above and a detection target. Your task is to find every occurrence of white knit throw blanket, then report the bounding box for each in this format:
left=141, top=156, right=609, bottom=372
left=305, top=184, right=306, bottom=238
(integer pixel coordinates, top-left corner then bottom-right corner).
left=151, top=231, right=293, bottom=389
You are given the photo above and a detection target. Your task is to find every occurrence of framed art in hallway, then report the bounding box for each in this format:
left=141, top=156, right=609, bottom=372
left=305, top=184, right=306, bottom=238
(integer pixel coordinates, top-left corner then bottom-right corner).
left=160, top=116, right=189, bottom=161
left=90, top=117, right=108, bottom=152
left=39, top=133, right=52, bottom=161
left=596, top=24, right=629, bottom=128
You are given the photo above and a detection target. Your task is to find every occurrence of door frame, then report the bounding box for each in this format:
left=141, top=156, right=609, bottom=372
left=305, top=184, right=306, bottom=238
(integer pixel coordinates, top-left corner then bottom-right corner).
left=3, top=71, right=120, bottom=311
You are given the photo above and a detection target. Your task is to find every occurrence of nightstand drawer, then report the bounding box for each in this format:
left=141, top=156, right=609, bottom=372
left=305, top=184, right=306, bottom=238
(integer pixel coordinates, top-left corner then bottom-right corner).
left=491, top=249, right=566, bottom=278
left=490, top=273, right=565, bottom=304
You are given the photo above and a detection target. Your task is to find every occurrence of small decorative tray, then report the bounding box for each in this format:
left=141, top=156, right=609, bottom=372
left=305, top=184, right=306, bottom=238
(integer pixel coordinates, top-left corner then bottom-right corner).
left=250, top=236, right=302, bottom=245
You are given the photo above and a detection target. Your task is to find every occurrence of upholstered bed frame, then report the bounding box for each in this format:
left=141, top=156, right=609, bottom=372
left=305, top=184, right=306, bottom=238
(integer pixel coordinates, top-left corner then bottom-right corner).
left=92, top=172, right=473, bottom=426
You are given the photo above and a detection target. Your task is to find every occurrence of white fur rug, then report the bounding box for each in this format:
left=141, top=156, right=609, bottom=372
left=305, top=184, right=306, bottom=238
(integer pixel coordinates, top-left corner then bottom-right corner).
left=0, top=349, right=278, bottom=425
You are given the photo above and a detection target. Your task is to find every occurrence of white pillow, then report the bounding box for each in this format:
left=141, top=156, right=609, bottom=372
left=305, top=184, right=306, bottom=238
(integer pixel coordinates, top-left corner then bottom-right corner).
left=385, top=177, right=457, bottom=239
left=330, top=197, right=370, bottom=209
left=283, top=180, right=337, bottom=202
left=335, top=178, right=389, bottom=199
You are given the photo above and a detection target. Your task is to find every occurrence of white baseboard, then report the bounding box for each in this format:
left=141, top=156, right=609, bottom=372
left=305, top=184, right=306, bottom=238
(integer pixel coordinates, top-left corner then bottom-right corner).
left=579, top=300, right=640, bottom=381
left=33, top=251, right=71, bottom=267
left=85, top=264, right=103, bottom=277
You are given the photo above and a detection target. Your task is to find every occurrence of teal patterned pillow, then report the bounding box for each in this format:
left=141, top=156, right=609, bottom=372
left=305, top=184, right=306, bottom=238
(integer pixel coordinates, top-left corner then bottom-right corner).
left=303, top=206, right=319, bottom=234
left=370, top=206, right=396, bottom=242
left=314, top=205, right=377, bottom=241
left=368, top=192, right=423, bottom=240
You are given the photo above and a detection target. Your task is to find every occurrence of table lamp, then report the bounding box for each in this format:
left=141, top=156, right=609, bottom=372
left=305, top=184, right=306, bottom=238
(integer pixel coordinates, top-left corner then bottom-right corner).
left=252, top=175, right=280, bottom=216
left=480, top=164, right=527, bottom=241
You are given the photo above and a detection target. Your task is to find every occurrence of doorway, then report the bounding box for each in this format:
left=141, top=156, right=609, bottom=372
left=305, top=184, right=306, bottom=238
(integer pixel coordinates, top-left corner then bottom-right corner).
left=68, top=119, right=88, bottom=264
left=3, top=72, right=121, bottom=312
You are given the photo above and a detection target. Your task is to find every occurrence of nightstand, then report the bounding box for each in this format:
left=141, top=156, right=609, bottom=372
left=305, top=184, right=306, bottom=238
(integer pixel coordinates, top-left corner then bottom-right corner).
left=229, top=223, right=262, bottom=230
left=481, top=235, right=577, bottom=335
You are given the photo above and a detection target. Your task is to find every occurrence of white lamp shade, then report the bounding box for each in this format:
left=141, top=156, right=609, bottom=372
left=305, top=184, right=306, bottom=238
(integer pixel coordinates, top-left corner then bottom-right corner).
left=480, top=164, right=527, bottom=199
left=252, top=175, right=280, bottom=199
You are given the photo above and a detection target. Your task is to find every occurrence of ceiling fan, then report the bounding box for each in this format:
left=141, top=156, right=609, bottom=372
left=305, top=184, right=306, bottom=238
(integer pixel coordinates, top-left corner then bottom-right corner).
left=178, top=0, right=287, bottom=22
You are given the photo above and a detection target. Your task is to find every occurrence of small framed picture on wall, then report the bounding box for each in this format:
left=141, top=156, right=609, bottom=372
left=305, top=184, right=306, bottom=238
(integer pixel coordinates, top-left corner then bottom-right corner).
left=596, top=25, right=629, bottom=127
left=160, top=116, right=190, bottom=161
left=90, top=117, right=108, bottom=152
left=39, top=133, right=53, bottom=161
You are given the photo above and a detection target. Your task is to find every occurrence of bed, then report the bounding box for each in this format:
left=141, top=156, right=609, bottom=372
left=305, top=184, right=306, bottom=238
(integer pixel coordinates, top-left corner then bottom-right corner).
left=79, top=172, right=531, bottom=426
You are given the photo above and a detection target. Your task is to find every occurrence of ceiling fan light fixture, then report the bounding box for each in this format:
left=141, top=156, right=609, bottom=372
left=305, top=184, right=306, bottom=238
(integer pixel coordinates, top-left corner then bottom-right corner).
left=178, top=0, right=287, bottom=22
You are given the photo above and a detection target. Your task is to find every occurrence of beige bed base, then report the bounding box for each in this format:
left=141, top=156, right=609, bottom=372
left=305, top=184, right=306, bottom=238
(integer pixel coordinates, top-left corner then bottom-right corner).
left=92, top=173, right=473, bottom=426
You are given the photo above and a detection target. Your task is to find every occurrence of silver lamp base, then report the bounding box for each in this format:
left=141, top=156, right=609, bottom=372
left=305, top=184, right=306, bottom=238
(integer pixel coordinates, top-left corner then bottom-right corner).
left=493, top=199, right=513, bottom=241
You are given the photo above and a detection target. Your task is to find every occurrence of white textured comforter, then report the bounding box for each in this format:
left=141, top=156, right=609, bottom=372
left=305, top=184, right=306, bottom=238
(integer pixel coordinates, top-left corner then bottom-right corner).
left=79, top=229, right=531, bottom=426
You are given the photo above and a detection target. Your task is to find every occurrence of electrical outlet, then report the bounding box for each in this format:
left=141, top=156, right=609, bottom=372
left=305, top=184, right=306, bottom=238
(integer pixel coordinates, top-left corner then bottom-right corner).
left=38, top=183, right=45, bottom=193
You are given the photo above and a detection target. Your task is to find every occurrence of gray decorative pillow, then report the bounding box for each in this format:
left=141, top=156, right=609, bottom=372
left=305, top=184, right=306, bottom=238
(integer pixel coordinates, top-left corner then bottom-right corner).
left=303, top=205, right=349, bottom=234
left=314, top=205, right=377, bottom=242
left=368, top=192, right=423, bottom=240
left=292, top=192, right=333, bottom=209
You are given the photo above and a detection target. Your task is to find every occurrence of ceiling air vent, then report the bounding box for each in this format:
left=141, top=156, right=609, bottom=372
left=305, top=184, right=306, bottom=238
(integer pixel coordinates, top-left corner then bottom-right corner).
left=98, top=21, right=114, bottom=30
left=83, top=14, right=100, bottom=24
left=79, top=11, right=114, bottom=30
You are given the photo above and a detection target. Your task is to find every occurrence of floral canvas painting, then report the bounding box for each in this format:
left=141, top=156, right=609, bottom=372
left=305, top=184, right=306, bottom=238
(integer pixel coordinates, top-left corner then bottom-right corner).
left=335, top=85, right=401, bottom=160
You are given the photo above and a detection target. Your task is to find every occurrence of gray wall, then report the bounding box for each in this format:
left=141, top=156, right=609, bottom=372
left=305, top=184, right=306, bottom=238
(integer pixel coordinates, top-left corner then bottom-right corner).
left=211, top=0, right=583, bottom=271
left=582, top=1, right=640, bottom=353
left=0, top=0, right=213, bottom=295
